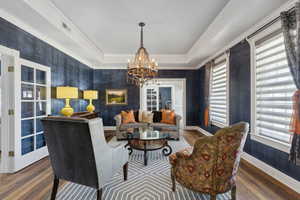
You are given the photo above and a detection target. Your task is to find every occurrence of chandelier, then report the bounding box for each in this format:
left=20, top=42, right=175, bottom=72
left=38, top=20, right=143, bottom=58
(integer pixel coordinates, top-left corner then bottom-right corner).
left=127, top=22, right=158, bottom=87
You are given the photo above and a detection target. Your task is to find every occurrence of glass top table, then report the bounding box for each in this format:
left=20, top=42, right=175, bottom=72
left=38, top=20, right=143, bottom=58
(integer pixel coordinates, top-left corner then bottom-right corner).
left=125, top=128, right=173, bottom=166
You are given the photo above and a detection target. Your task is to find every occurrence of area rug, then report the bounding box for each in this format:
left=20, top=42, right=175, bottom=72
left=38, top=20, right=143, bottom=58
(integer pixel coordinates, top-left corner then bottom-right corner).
left=56, top=137, right=231, bottom=200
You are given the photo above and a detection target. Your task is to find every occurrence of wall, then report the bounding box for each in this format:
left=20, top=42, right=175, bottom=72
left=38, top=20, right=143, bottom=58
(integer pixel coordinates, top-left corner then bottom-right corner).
left=0, top=16, right=202, bottom=127
left=93, top=69, right=201, bottom=126
left=198, top=41, right=300, bottom=181
left=0, top=17, right=94, bottom=114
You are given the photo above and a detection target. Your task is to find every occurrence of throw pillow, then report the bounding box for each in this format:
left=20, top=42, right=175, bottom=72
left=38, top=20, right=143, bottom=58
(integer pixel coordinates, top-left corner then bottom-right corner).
left=152, top=111, right=162, bottom=123
left=161, top=110, right=176, bottom=124
left=121, top=110, right=136, bottom=124
left=141, top=111, right=154, bottom=123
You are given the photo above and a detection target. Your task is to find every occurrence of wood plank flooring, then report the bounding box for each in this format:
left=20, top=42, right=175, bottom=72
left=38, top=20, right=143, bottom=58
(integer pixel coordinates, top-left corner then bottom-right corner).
left=0, top=130, right=299, bottom=200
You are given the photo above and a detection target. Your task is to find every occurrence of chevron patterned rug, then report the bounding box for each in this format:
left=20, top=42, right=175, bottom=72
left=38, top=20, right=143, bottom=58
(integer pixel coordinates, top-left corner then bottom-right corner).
left=56, top=137, right=231, bottom=200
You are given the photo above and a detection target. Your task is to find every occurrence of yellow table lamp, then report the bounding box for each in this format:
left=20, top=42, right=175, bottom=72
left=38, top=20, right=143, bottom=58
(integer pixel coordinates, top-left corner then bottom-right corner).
left=56, top=86, right=78, bottom=117
left=83, top=90, right=98, bottom=113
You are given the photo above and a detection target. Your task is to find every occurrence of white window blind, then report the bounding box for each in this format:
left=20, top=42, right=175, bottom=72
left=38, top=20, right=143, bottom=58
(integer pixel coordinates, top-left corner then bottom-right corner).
left=210, top=60, right=228, bottom=127
left=254, top=30, right=296, bottom=144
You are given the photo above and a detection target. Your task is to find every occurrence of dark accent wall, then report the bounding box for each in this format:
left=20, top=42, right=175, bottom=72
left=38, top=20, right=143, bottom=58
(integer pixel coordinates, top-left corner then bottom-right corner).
left=0, top=17, right=94, bottom=115
left=198, top=41, right=300, bottom=181
left=93, top=69, right=201, bottom=126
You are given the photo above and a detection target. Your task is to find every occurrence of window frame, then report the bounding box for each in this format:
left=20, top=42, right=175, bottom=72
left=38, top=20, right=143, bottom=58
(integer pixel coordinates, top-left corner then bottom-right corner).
left=249, top=21, right=292, bottom=153
left=209, top=54, right=230, bottom=128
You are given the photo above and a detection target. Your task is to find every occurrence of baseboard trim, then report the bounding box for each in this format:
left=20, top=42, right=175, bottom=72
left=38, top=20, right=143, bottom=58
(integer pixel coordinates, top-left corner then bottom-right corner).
left=185, top=126, right=203, bottom=132
left=194, top=126, right=300, bottom=194
left=104, top=126, right=116, bottom=131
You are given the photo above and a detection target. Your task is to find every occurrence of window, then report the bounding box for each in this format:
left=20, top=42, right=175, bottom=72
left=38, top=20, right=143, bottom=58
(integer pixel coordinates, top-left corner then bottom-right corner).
left=210, top=58, right=229, bottom=127
left=253, top=29, right=296, bottom=145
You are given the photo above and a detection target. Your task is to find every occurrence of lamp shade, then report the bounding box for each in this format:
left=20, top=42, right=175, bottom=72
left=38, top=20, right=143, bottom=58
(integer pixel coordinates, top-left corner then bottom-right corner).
left=83, top=90, right=98, bottom=100
left=56, top=86, right=78, bottom=99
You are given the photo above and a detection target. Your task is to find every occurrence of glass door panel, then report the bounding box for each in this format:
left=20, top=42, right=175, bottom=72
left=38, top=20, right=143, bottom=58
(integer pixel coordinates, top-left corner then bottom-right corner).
left=21, top=66, right=34, bottom=83
left=20, top=64, right=49, bottom=157
left=159, top=87, right=172, bottom=110
left=146, top=88, right=158, bottom=111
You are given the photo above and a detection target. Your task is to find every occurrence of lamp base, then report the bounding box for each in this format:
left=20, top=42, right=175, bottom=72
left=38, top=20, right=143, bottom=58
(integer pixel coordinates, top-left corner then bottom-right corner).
left=61, top=106, right=74, bottom=117
left=86, top=104, right=95, bottom=113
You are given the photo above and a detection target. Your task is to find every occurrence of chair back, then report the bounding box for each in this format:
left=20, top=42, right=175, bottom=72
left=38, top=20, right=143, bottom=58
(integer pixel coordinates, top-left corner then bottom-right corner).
left=41, top=116, right=99, bottom=189
left=214, top=122, right=249, bottom=192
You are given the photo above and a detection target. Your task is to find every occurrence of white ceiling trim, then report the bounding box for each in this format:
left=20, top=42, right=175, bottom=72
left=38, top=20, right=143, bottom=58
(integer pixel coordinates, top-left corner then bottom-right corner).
left=19, top=0, right=201, bottom=69
left=23, top=0, right=104, bottom=63
left=103, top=54, right=188, bottom=64
left=1, top=0, right=291, bottom=70
left=0, top=8, right=96, bottom=68
left=93, top=64, right=196, bottom=70
left=195, top=0, right=296, bottom=69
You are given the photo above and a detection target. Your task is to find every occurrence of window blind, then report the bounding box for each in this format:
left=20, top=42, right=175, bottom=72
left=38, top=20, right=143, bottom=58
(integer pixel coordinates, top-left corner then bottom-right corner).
left=210, top=60, right=228, bottom=126
left=254, top=30, right=296, bottom=143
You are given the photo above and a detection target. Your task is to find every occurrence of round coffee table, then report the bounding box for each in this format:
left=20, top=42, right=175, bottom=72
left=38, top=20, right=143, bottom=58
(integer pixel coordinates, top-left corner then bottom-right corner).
left=125, top=129, right=172, bottom=166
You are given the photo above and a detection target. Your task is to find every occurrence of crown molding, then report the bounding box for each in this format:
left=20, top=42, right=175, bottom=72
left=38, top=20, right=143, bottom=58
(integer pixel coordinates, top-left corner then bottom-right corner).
left=194, top=0, right=296, bottom=69
left=103, top=54, right=188, bottom=64
left=3, top=0, right=292, bottom=70
left=23, top=0, right=104, bottom=63
left=16, top=0, right=195, bottom=69
left=0, top=8, right=97, bottom=68
left=93, top=64, right=196, bottom=70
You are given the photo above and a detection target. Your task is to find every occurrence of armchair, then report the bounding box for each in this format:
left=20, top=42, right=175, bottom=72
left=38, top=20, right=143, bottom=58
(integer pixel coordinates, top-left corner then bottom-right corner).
left=41, top=116, right=129, bottom=200
left=169, top=122, right=249, bottom=200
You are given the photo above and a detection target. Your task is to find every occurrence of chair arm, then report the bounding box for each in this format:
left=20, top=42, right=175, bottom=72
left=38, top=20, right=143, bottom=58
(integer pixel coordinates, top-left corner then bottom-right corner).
left=111, top=143, right=129, bottom=174
left=172, top=135, right=217, bottom=176
left=176, top=150, right=192, bottom=160
left=114, top=114, right=122, bottom=127
left=175, top=114, right=182, bottom=128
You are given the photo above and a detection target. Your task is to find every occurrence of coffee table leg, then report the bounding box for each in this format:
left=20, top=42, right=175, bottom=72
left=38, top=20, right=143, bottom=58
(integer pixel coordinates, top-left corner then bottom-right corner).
left=144, top=141, right=148, bottom=166
left=162, top=142, right=172, bottom=156
left=125, top=143, right=133, bottom=155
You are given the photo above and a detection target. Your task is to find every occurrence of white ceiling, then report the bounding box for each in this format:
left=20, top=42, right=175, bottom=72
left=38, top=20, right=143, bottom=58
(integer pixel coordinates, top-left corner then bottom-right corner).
left=0, top=0, right=291, bottom=68
left=50, top=0, right=230, bottom=54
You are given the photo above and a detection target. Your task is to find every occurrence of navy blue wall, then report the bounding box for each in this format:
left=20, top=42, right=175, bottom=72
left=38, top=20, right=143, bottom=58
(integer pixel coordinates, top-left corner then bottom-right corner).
left=0, top=17, right=201, bottom=126
left=0, top=17, right=94, bottom=114
left=93, top=69, right=201, bottom=126
left=2, top=13, right=299, bottom=181
left=198, top=41, right=300, bottom=181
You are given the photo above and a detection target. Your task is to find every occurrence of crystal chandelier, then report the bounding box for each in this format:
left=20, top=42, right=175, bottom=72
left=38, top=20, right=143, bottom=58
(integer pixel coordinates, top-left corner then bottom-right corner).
left=127, top=22, right=158, bottom=87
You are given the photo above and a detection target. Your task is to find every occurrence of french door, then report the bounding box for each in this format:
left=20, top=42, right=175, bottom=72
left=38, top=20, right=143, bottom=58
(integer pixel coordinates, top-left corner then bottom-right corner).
left=0, top=49, right=51, bottom=172
left=15, top=59, right=51, bottom=171
left=144, top=86, right=173, bottom=111
left=140, top=79, right=186, bottom=127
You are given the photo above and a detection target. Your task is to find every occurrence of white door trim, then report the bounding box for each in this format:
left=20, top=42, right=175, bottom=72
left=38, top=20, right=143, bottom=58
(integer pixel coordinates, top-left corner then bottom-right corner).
left=139, top=78, right=186, bottom=128
left=0, top=45, right=20, bottom=173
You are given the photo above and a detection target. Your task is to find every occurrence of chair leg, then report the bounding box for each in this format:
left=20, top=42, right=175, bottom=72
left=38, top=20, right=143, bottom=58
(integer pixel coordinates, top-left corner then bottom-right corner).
left=231, top=185, right=237, bottom=200
left=123, top=162, right=128, bottom=181
left=97, top=189, right=102, bottom=200
left=210, top=194, right=216, bottom=200
left=171, top=171, right=176, bottom=192
left=50, top=175, right=59, bottom=200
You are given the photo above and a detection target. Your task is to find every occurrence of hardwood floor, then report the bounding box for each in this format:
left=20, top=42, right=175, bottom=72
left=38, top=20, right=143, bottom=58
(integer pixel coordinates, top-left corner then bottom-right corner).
left=0, top=130, right=299, bottom=200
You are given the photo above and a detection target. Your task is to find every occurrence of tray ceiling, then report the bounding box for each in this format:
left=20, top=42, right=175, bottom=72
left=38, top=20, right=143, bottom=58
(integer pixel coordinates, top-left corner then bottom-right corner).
left=0, top=0, right=290, bottom=68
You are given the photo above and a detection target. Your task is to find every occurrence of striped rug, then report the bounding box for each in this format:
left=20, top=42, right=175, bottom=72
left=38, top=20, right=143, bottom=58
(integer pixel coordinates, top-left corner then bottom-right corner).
left=56, top=137, right=231, bottom=200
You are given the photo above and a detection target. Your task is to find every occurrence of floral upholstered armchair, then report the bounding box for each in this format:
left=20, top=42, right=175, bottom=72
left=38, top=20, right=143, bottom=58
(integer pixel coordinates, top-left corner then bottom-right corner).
left=169, top=122, right=249, bottom=200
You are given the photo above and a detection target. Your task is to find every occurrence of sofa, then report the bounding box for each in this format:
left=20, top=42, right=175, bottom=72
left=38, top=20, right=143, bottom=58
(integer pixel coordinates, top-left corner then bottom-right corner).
left=114, top=110, right=182, bottom=140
